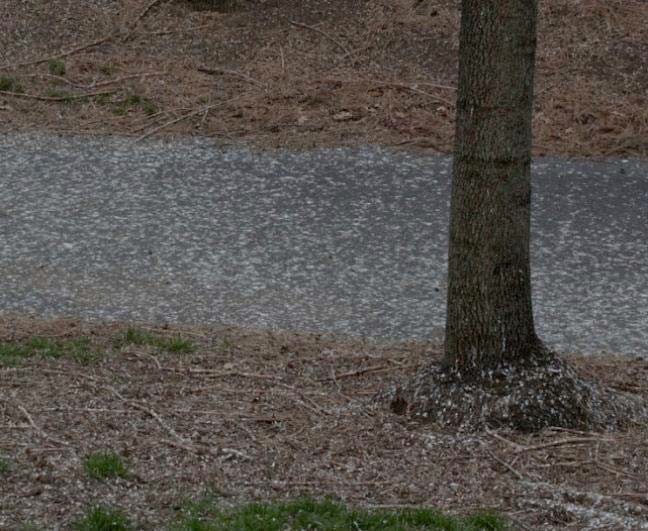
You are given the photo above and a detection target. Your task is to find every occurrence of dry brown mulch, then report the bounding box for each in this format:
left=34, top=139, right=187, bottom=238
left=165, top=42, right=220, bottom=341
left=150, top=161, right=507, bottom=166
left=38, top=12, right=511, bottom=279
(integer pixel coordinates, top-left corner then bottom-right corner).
left=0, top=0, right=647, bottom=158
left=1, top=316, right=648, bottom=529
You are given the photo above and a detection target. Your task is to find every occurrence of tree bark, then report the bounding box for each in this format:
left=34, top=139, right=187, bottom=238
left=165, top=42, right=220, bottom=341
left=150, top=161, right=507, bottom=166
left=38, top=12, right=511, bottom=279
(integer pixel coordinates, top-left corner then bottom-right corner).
left=444, top=0, right=547, bottom=378
left=382, top=0, right=646, bottom=432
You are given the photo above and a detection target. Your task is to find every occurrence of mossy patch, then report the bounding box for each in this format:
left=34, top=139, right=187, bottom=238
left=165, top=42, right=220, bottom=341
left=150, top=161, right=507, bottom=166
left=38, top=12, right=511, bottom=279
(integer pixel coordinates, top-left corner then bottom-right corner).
left=47, top=59, right=66, bottom=76
left=0, top=76, right=24, bottom=93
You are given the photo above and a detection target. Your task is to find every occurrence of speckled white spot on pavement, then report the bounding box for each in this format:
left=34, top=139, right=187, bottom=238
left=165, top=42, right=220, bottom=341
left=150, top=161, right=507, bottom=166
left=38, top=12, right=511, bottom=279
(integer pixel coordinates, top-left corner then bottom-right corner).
left=0, top=133, right=646, bottom=357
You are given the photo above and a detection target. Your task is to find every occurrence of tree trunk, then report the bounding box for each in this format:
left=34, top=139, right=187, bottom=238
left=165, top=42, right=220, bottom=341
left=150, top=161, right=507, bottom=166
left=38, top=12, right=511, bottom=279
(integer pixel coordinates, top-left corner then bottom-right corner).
left=444, top=0, right=547, bottom=379
left=381, top=0, right=646, bottom=432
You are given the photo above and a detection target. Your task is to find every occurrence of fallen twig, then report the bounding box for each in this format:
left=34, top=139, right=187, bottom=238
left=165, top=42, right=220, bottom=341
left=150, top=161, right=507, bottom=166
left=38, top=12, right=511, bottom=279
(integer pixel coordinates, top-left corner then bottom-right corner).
left=516, top=437, right=614, bottom=454
left=134, top=97, right=240, bottom=142
left=315, top=77, right=455, bottom=107
left=16, top=404, right=71, bottom=447
left=392, top=137, right=452, bottom=153
left=168, top=367, right=280, bottom=380
left=197, top=66, right=267, bottom=89
left=595, top=460, right=646, bottom=481
left=279, top=45, right=286, bottom=73
left=106, top=385, right=191, bottom=448
left=331, top=365, right=388, bottom=380
left=141, top=23, right=215, bottom=36
left=372, top=81, right=455, bottom=106
left=244, top=479, right=391, bottom=487
left=136, top=0, right=166, bottom=23
left=523, top=480, right=648, bottom=515
left=130, top=351, right=163, bottom=370
left=0, top=35, right=113, bottom=71
left=485, top=429, right=527, bottom=451
left=20, top=74, right=88, bottom=89
left=316, top=77, right=456, bottom=92
left=0, top=89, right=116, bottom=102
left=91, top=72, right=168, bottom=88
left=101, top=385, right=252, bottom=458
left=287, top=19, right=350, bottom=56
left=138, top=325, right=208, bottom=338
left=122, top=0, right=168, bottom=41
left=485, top=448, right=526, bottom=480
left=329, top=363, right=419, bottom=380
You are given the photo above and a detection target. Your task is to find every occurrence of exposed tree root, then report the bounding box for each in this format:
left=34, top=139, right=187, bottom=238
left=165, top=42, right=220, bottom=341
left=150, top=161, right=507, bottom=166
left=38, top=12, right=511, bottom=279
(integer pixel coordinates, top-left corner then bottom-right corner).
left=382, top=356, right=648, bottom=432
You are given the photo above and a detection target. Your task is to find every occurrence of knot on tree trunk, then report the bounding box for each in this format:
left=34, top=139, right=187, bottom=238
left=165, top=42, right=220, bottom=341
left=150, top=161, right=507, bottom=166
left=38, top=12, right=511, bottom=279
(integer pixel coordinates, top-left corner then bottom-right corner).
left=381, top=355, right=648, bottom=433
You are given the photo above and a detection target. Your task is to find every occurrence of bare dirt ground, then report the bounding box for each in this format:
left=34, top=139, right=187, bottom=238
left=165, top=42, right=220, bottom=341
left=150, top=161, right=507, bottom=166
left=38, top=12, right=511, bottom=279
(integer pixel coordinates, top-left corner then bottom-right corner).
left=1, top=317, right=648, bottom=529
left=0, top=0, right=647, bottom=157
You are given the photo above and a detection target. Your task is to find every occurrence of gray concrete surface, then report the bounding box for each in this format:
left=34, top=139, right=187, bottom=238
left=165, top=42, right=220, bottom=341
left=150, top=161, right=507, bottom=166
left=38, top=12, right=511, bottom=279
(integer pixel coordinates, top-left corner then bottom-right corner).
left=1, top=133, right=646, bottom=356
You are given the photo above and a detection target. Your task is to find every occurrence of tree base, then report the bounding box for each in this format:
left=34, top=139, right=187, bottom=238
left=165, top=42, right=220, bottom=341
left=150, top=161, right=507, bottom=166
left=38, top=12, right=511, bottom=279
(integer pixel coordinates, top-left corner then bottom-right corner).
left=383, top=356, right=647, bottom=432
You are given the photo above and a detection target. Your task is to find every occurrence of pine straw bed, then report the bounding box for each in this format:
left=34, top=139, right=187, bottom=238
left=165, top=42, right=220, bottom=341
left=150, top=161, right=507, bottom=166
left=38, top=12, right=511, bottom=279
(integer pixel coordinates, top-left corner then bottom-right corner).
left=1, top=316, right=647, bottom=529
left=0, top=0, right=646, bottom=158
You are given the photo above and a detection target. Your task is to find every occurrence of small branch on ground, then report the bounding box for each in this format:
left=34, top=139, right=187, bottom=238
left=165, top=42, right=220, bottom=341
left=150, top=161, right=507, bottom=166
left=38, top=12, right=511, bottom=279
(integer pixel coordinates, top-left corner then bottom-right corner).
left=0, top=35, right=113, bottom=71
left=523, top=479, right=648, bottom=516
left=244, top=479, right=392, bottom=487
left=316, top=77, right=456, bottom=92
left=141, top=23, right=215, bottom=37
left=484, top=448, right=527, bottom=480
left=392, top=137, right=452, bottom=153
left=287, top=19, right=351, bottom=56
left=594, top=459, right=645, bottom=481
left=485, top=429, right=528, bottom=451
left=197, top=66, right=267, bottom=90
left=515, top=436, right=614, bottom=454
left=122, top=0, right=169, bottom=41
left=371, top=81, right=455, bottom=106
left=328, top=363, right=419, bottom=381
left=91, top=72, right=168, bottom=88
left=16, top=404, right=71, bottom=447
left=314, top=77, right=456, bottom=106
left=164, top=365, right=333, bottom=415
left=134, top=97, right=241, bottom=142
left=106, top=385, right=191, bottom=448
left=138, top=325, right=208, bottom=338
left=20, top=74, right=89, bottom=89
left=130, top=350, right=163, bottom=370
left=0, top=89, right=116, bottom=102
left=165, top=367, right=280, bottom=381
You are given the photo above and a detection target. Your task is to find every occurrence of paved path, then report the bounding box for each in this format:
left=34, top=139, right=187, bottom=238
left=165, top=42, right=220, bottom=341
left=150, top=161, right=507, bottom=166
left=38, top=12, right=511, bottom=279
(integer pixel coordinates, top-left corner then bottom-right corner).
left=1, top=133, right=646, bottom=356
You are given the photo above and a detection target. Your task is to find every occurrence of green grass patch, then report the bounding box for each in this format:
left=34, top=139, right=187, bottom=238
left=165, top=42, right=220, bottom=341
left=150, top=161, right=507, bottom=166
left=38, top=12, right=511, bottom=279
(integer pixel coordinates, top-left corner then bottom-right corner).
left=83, top=451, right=130, bottom=481
left=99, top=64, right=116, bottom=76
left=172, top=497, right=506, bottom=531
left=114, top=327, right=195, bottom=354
left=0, top=75, right=24, bottom=93
left=47, top=59, right=66, bottom=76
left=221, top=337, right=234, bottom=352
left=0, top=336, right=97, bottom=366
left=72, top=505, right=134, bottom=531
left=0, top=456, right=11, bottom=475
left=184, top=0, right=240, bottom=12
